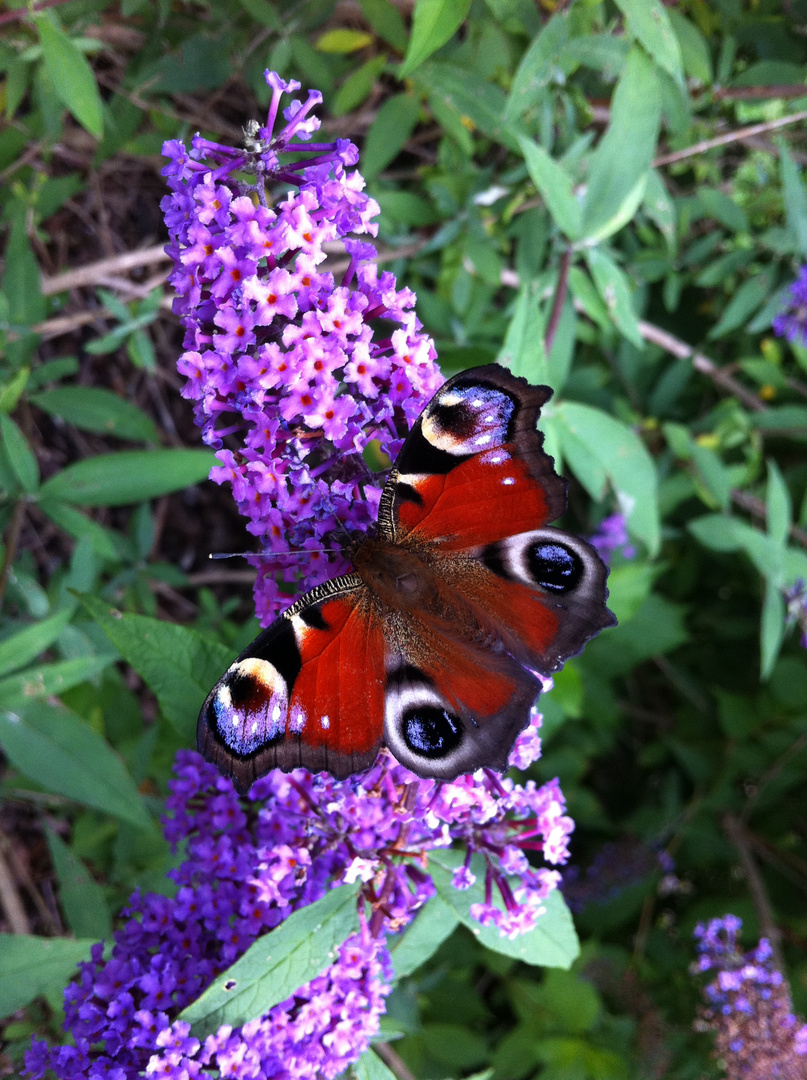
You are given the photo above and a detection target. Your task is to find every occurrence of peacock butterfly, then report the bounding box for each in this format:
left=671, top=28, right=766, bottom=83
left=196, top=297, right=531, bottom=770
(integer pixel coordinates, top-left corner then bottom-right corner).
left=198, top=364, right=616, bottom=793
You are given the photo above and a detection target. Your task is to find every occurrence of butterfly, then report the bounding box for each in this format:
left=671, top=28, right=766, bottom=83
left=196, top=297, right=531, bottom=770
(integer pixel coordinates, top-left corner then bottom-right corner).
left=198, top=364, right=616, bottom=793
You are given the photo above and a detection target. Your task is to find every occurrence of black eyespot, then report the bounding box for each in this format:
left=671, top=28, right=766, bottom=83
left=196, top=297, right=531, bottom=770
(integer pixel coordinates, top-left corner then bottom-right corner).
left=402, top=706, right=463, bottom=758
left=432, top=401, right=475, bottom=440
left=528, top=541, right=582, bottom=593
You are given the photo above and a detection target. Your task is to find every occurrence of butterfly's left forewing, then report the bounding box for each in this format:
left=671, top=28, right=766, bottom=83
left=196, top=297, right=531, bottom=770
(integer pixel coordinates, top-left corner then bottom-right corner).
left=197, top=574, right=386, bottom=792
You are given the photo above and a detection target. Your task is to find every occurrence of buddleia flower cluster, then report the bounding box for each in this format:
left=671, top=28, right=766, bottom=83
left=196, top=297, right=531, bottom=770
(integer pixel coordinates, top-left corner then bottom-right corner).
left=693, top=915, right=807, bottom=1079
left=25, top=71, right=576, bottom=1080
left=773, top=266, right=807, bottom=348
left=161, top=70, right=442, bottom=620
left=26, top=717, right=572, bottom=1080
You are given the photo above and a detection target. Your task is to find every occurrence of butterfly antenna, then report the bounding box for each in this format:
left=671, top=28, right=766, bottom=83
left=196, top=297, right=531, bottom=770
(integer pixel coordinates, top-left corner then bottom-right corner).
left=210, top=548, right=342, bottom=561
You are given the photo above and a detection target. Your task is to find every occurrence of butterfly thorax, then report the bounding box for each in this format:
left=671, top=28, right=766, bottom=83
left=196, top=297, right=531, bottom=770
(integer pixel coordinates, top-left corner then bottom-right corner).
left=351, top=538, right=435, bottom=611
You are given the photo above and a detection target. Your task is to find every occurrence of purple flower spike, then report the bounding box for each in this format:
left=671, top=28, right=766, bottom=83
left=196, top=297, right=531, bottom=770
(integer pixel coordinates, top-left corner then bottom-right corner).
left=26, top=711, right=572, bottom=1079
left=590, top=512, right=636, bottom=562
left=161, top=70, right=442, bottom=622
left=693, top=915, right=807, bottom=1077
left=773, top=266, right=807, bottom=348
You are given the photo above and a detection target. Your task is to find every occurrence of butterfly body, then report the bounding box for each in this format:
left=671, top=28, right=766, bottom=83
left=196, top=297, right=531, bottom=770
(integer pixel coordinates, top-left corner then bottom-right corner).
left=199, top=364, right=616, bottom=792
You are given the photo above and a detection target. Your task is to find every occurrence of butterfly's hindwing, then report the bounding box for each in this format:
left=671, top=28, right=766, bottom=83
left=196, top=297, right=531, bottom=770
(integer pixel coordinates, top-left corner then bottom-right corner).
left=382, top=650, right=540, bottom=779
left=474, top=528, right=617, bottom=671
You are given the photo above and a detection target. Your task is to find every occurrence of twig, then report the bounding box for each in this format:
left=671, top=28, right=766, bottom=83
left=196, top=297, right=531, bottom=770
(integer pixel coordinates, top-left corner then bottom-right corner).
left=0, top=846, right=29, bottom=934
left=637, top=319, right=768, bottom=413
left=713, top=85, right=807, bottom=102
left=722, top=812, right=785, bottom=973
left=372, top=1042, right=418, bottom=1080
left=653, top=110, right=807, bottom=167
left=544, top=246, right=572, bottom=354
left=40, top=244, right=169, bottom=295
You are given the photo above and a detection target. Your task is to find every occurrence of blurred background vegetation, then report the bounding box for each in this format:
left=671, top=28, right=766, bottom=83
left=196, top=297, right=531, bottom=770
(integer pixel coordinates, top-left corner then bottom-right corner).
left=1, top=0, right=807, bottom=1076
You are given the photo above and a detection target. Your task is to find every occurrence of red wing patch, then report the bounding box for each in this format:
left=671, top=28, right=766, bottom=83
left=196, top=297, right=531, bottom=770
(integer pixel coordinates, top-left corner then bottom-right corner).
left=397, top=450, right=552, bottom=548
left=381, top=365, right=566, bottom=548
left=288, top=595, right=386, bottom=761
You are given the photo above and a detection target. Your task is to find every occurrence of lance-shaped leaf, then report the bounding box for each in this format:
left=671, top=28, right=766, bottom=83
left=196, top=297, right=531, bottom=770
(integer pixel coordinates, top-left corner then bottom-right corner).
left=180, top=883, right=361, bottom=1037
left=0, top=935, right=97, bottom=1016
left=80, top=594, right=234, bottom=737
left=582, top=48, right=660, bottom=243
left=0, top=700, right=153, bottom=830
left=554, top=403, right=660, bottom=555
left=39, top=449, right=215, bottom=506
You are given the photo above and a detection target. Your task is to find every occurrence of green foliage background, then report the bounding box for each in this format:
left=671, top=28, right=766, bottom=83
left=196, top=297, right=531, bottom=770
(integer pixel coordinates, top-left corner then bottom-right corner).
left=1, top=0, right=807, bottom=1076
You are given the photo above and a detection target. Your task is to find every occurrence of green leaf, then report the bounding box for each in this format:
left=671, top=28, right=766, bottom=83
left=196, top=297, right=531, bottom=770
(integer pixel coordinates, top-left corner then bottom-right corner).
left=518, top=137, right=581, bottom=240
left=315, top=28, right=373, bottom=53
left=642, top=169, right=676, bottom=249
left=45, top=827, right=112, bottom=940
left=708, top=273, right=770, bottom=339
left=498, top=287, right=546, bottom=381
left=419, top=62, right=522, bottom=152
left=35, top=15, right=104, bottom=138
left=0, top=366, right=30, bottom=413
left=691, top=443, right=732, bottom=510
left=39, top=449, right=215, bottom=506
left=698, top=188, right=748, bottom=233
left=504, top=12, right=569, bottom=124
left=612, top=0, right=684, bottom=83
left=761, top=581, right=785, bottom=681
left=0, top=608, right=73, bottom=678
left=388, top=893, right=460, bottom=978
left=358, top=0, right=408, bottom=52
left=235, top=0, right=281, bottom=28
left=399, top=0, right=472, bottom=78
left=0, top=934, right=95, bottom=1015
left=362, top=93, right=420, bottom=179
left=79, top=594, right=234, bottom=737
left=351, top=1050, right=400, bottom=1080
left=31, top=387, right=159, bottom=442
left=766, top=460, right=791, bottom=550
left=687, top=515, right=781, bottom=578
left=667, top=9, right=712, bottom=84
left=0, top=701, right=153, bottom=830
left=567, top=266, right=611, bottom=333
left=555, top=403, right=660, bottom=554
left=27, top=357, right=80, bottom=390
left=3, top=211, right=46, bottom=348
left=753, top=406, right=807, bottom=434
left=332, top=55, right=387, bottom=116
left=543, top=412, right=606, bottom=500
left=39, top=499, right=127, bottom=562
left=0, top=655, right=112, bottom=707
left=0, top=414, right=39, bottom=493
left=428, top=850, right=579, bottom=969
left=779, top=139, right=807, bottom=257
left=585, top=248, right=643, bottom=349
left=180, top=883, right=361, bottom=1036
left=562, top=35, right=629, bottom=79
left=581, top=48, right=661, bottom=243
